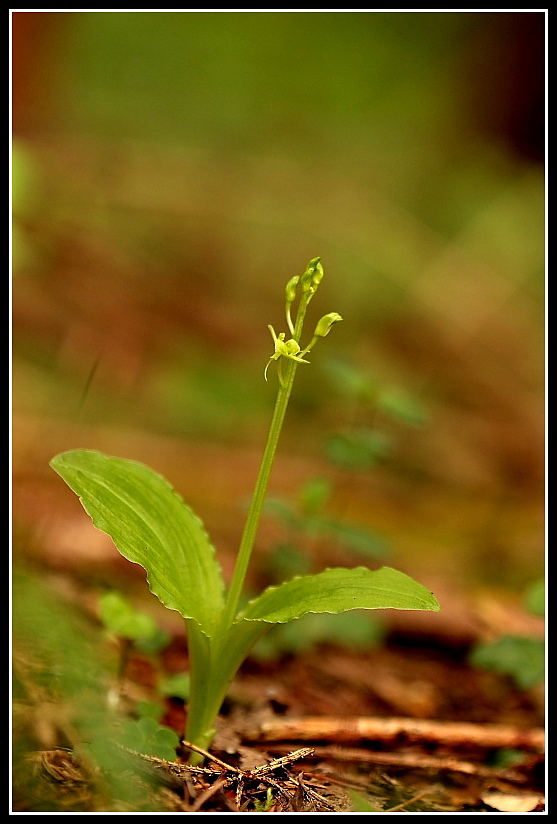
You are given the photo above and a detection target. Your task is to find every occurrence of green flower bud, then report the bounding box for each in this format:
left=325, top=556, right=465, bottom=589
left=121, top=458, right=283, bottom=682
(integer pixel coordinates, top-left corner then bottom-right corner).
left=301, top=257, right=322, bottom=294
left=310, top=259, right=324, bottom=288
left=314, top=312, right=343, bottom=338
left=285, top=275, right=300, bottom=304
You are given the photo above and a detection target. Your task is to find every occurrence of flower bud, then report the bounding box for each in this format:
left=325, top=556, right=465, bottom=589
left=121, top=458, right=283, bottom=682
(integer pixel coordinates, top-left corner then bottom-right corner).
left=310, top=259, right=324, bottom=288
left=285, top=275, right=300, bottom=304
left=301, top=257, right=322, bottom=294
left=314, top=312, right=343, bottom=338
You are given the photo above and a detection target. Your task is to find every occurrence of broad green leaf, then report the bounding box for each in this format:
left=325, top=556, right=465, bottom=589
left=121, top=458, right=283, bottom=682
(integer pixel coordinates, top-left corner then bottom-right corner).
left=50, top=449, right=224, bottom=636
left=241, top=566, right=440, bottom=623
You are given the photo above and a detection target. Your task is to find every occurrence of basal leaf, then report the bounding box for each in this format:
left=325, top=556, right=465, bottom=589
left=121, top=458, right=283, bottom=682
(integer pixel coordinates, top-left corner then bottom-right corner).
left=50, top=449, right=224, bottom=636
left=241, top=566, right=440, bottom=623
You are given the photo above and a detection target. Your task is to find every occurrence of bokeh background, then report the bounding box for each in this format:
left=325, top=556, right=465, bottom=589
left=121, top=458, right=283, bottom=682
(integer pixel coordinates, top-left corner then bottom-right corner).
left=12, top=11, right=545, bottom=632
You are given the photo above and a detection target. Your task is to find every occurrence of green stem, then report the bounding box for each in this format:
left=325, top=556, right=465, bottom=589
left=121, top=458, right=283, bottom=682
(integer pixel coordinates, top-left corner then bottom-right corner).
left=185, top=616, right=269, bottom=763
left=219, top=294, right=311, bottom=632
left=183, top=618, right=215, bottom=757
left=185, top=290, right=313, bottom=763
left=185, top=283, right=320, bottom=763
left=219, top=361, right=297, bottom=631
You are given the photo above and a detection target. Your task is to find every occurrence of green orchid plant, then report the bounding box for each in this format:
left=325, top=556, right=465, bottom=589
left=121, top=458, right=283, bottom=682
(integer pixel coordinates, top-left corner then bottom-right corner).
left=50, top=258, right=440, bottom=764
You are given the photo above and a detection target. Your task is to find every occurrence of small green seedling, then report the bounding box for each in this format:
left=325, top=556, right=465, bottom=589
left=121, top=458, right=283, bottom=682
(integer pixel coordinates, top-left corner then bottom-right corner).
left=50, top=258, right=440, bottom=763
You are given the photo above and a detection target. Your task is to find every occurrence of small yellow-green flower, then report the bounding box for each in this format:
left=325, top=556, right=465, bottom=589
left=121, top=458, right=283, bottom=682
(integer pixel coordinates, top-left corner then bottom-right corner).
left=264, top=325, right=310, bottom=381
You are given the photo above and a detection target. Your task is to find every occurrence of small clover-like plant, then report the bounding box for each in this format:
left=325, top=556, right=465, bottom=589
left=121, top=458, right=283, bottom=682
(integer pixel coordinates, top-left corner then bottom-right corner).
left=50, top=258, right=440, bottom=763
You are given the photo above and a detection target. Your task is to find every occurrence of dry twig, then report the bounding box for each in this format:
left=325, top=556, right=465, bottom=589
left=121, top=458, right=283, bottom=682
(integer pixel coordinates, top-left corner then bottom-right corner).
left=264, top=742, right=537, bottom=783
left=246, top=715, right=545, bottom=752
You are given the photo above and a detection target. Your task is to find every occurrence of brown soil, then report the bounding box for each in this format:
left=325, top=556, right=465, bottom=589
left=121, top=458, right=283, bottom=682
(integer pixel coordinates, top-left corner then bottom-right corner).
left=12, top=567, right=545, bottom=813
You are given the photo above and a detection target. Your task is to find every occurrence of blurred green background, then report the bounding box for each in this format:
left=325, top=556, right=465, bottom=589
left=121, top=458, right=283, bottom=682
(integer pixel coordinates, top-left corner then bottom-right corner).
left=12, top=11, right=545, bottom=607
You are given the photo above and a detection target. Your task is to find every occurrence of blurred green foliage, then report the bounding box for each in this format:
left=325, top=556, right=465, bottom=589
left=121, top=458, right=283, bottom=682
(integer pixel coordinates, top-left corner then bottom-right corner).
left=12, top=10, right=545, bottom=594
left=253, top=610, right=385, bottom=660
left=348, top=789, right=380, bottom=812
left=159, top=672, right=191, bottom=702
left=69, top=12, right=474, bottom=154
left=116, top=716, right=179, bottom=761
left=12, top=572, right=165, bottom=810
left=13, top=11, right=545, bottom=391
left=468, top=578, right=545, bottom=690
left=523, top=577, right=545, bottom=618
left=99, top=589, right=164, bottom=644
left=263, top=475, right=389, bottom=567
left=469, top=635, right=544, bottom=691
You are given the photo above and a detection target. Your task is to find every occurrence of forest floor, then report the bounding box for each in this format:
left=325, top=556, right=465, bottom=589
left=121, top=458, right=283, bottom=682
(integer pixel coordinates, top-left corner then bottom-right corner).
left=12, top=560, right=545, bottom=813
left=11, top=415, right=545, bottom=813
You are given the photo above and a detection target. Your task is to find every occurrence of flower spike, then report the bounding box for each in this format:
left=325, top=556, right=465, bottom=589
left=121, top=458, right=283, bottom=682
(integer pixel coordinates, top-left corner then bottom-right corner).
left=265, top=259, right=341, bottom=386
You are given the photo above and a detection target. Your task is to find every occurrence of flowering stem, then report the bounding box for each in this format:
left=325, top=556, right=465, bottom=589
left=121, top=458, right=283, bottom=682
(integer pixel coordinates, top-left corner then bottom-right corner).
left=219, top=293, right=311, bottom=632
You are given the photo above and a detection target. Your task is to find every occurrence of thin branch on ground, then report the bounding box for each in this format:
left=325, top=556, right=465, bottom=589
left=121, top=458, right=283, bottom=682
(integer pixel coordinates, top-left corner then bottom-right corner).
left=246, top=715, right=545, bottom=752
